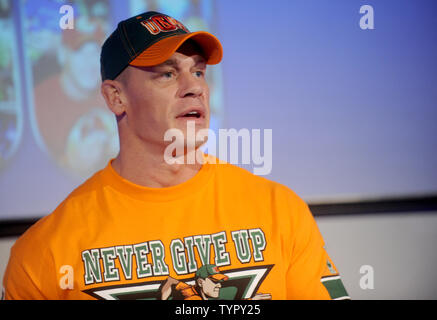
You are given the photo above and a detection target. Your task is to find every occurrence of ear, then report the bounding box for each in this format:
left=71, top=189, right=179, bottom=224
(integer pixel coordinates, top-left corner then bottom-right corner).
left=196, top=278, right=205, bottom=288
left=101, top=79, right=127, bottom=117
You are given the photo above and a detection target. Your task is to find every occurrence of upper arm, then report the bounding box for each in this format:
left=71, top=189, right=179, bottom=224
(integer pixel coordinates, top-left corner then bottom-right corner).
left=3, top=238, right=57, bottom=300
left=285, top=200, right=349, bottom=300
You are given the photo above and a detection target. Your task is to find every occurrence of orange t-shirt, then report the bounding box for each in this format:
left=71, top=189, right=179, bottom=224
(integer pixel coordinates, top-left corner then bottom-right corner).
left=2, top=156, right=349, bottom=300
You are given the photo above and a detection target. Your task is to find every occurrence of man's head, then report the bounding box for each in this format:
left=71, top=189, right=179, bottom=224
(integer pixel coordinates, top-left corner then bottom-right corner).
left=195, top=264, right=228, bottom=299
left=100, top=12, right=222, bottom=152
left=100, top=12, right=222, bottom=82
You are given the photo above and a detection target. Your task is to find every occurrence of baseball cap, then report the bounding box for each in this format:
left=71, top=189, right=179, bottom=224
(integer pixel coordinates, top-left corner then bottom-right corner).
left=100, top=11, right=223, bottom=81
left=195, top=264, right=228, bottom=282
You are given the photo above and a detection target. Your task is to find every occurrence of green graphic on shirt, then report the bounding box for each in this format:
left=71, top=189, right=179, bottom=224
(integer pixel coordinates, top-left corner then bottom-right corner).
left=81, top=228, right=271, bottom=300
left=81, top=228, right=267, bottom=285
left=83, top=264, right=274, bottom=300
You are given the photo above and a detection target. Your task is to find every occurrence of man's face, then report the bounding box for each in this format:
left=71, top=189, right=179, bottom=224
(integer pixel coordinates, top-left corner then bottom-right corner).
left=118, top=42, right=210, bottom=150
left=198, top=277, right=222, bottom=299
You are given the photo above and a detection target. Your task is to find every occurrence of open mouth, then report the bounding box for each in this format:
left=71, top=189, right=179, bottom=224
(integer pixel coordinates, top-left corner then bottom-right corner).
left=181, top=111, right=202, bottom=118
left=177, top=109, right=204, bottom=119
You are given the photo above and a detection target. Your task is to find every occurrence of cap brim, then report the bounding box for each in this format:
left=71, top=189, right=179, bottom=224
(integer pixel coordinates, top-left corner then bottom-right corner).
left=210, top=273, right=228, bottom=282
left=129, top=31, right=223, bottom=67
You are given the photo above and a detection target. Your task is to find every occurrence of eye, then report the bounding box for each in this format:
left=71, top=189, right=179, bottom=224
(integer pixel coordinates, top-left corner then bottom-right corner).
left=194, top=70, right=204, bottom=78
left=162, top=71, right=174, bottom=79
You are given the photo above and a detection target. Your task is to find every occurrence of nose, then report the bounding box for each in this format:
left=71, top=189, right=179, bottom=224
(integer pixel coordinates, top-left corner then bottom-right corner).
left=177, top=71, right=206, bottom=98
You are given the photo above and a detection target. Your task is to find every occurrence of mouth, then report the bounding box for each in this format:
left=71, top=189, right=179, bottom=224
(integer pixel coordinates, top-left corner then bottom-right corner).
left=176, top=108, right=205, bottom=120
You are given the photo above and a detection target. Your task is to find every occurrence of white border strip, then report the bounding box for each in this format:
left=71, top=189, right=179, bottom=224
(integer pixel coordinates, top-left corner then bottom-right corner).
left=320, top=275, right=341, bottom=282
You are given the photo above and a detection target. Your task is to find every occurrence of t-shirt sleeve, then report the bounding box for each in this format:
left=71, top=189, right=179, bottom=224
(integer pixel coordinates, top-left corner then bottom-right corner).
left=2, top=235, right=57, bottom=300
left=285, top=198, right=349, bottom=300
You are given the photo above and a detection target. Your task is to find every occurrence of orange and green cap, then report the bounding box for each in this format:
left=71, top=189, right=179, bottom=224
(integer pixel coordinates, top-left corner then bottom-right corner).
left=100, top=11, right=223, bottom=81
left=195, top=264, right=228, bottom=282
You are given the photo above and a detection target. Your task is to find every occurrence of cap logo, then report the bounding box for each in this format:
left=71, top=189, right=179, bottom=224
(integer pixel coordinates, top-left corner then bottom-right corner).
left=140, top=14, right=189, bottom=35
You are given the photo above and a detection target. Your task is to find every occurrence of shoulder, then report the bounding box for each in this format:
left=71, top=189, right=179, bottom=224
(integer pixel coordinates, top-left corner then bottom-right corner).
left=11, top=168, right=106, bottom=254
left=4, top=167, right=109, bottom=298
left=208, top=155, right=305, bottom=205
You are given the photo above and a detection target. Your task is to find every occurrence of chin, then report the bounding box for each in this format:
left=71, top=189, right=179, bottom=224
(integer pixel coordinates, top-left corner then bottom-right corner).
left=185, top=137, right=208, bottom=151
left=176, top=126, right=209, bottom=145
left=163, top=123, right=210, bottom=161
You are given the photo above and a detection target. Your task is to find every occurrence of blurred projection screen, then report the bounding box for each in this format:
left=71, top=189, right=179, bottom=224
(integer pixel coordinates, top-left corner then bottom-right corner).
left=0, top=0, right=436, bottom=221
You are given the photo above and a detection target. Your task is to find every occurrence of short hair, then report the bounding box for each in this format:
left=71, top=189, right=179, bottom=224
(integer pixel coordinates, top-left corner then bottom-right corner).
left=114, top=67, right=131, bottom=86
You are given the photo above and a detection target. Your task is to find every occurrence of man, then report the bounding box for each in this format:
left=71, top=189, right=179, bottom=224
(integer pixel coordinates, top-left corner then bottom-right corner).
left=160, top=264, right=229, bottom=300
left=160, top=264, right=272, bottom=300
left=2, top=11, right=349, bottom=300
left=32, top=18, right=118, bottom=177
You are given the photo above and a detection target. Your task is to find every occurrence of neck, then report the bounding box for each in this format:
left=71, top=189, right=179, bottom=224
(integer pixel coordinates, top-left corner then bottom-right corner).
left=112, top=141, right=203, bottom=188
left=198, top=288, right=209, bottom=300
